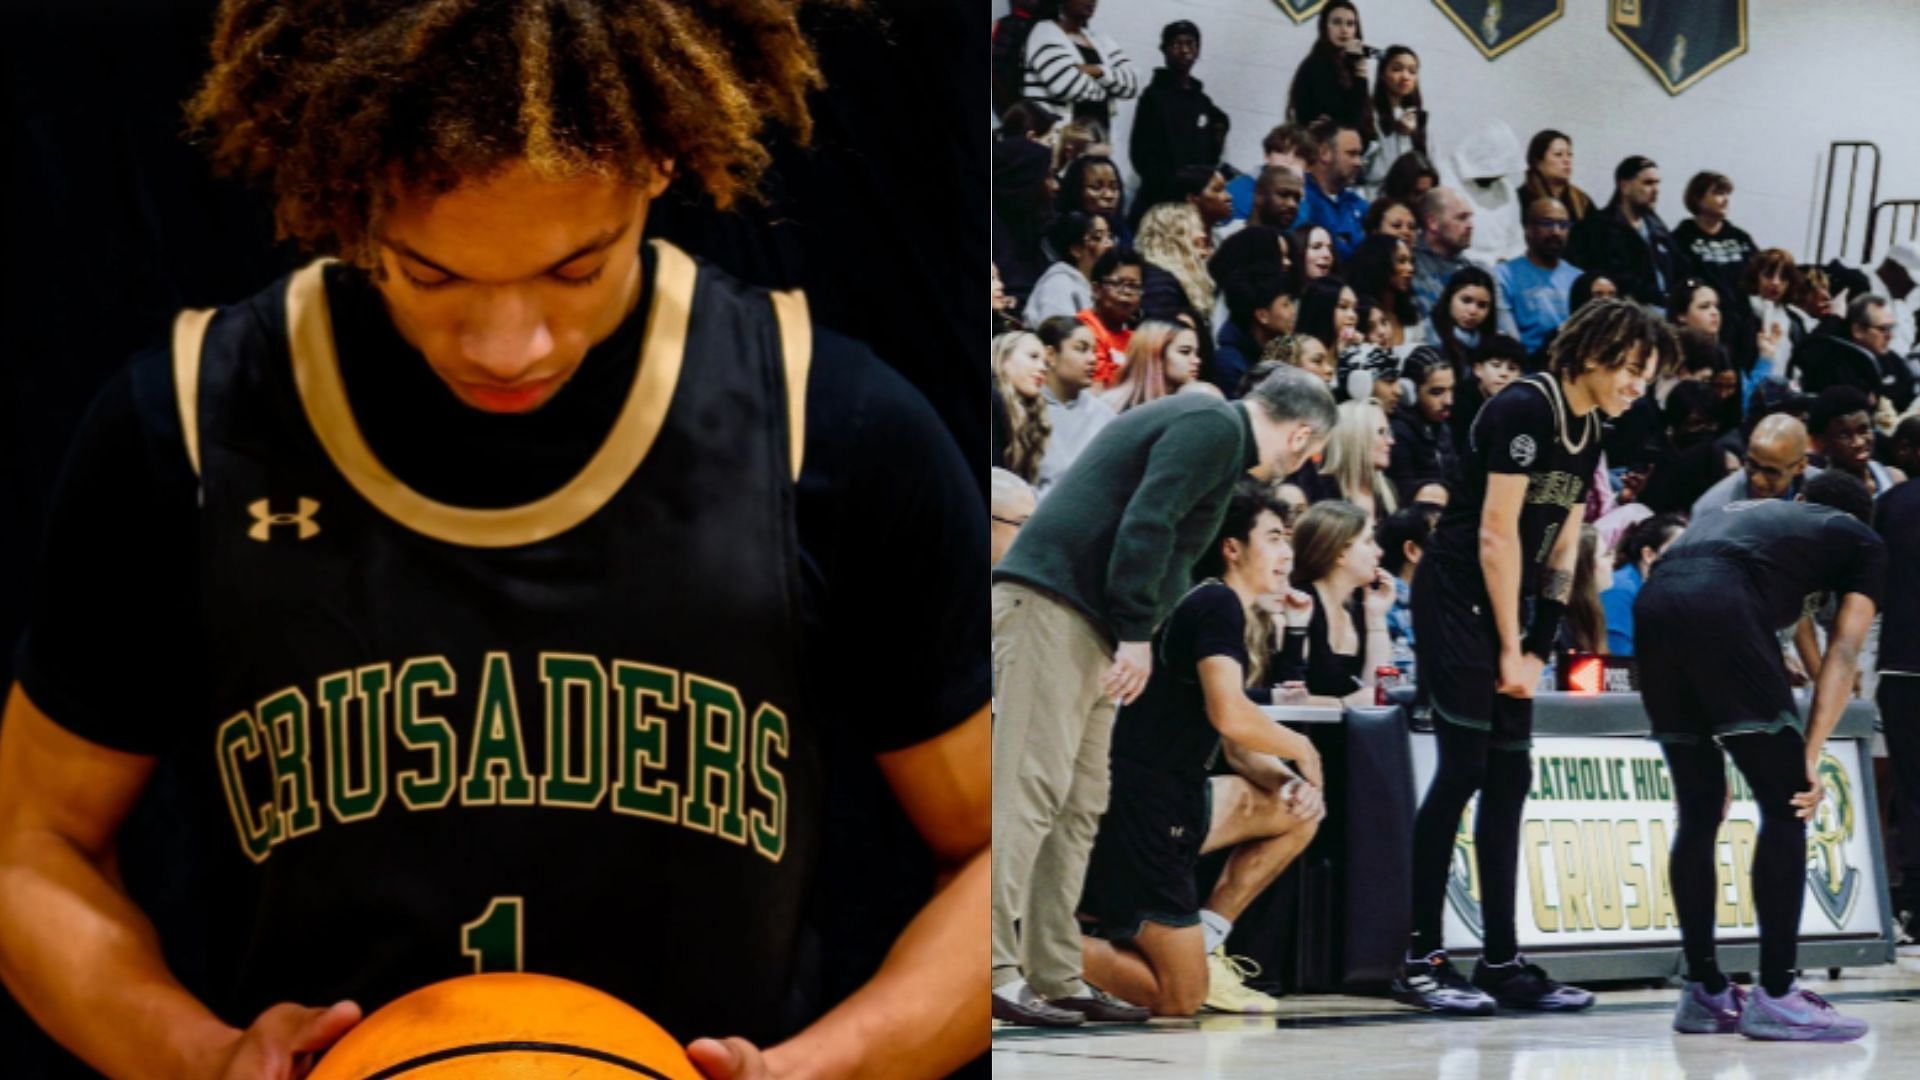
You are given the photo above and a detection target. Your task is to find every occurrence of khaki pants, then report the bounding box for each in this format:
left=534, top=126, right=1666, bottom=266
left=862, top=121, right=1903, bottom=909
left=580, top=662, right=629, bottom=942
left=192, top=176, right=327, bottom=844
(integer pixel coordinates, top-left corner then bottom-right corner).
left=991, top=582, right=1116, bottom=999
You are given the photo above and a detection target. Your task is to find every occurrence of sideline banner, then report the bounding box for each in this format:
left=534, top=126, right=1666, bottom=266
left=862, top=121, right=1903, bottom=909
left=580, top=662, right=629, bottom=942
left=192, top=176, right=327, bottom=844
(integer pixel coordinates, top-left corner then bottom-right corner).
left=1432, top=1, right=1563, bottom=61
left=1409, top=735, right=1883, bottom=952
left=1608, top=0, right=1748, bottom=96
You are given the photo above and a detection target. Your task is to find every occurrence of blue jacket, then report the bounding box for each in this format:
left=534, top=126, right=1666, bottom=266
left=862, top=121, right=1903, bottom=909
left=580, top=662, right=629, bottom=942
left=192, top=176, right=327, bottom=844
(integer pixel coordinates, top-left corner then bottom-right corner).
left=1600, top=562, right=1644, bottom=657
left=1296, top=174, right=1369, bottom=262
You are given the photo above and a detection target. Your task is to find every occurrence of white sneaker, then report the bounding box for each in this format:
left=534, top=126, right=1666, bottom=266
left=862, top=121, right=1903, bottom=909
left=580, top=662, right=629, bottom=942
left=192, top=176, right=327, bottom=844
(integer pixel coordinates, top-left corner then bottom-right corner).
left=1203, top=947, right=1284, bottom=1014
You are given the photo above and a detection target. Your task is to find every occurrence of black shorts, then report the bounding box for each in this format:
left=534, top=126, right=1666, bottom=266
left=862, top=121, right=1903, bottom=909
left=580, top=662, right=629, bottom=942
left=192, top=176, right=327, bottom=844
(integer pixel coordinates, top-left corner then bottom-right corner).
left=1411, top=555, right=1536, bottom=750
left=1077, top=758, right=1208, bottom=940
left=1635, top=563, right=1800, bottom=745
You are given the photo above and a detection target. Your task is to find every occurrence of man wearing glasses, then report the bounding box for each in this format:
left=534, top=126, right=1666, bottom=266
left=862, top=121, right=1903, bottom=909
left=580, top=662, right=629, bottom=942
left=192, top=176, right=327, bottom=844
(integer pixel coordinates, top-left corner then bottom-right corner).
left=1079, top=249, right=1146, bottom=384
left=1692, top=414, right=1816, bottom=517
left=1795, top=295, right=1911, bottom=409
left=1495, top=198, right=1584, bottom=355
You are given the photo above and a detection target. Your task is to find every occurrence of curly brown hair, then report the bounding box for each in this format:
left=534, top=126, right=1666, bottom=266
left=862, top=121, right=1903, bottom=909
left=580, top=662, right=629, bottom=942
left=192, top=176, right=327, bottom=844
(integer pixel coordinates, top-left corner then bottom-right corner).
left=186, top=0, right=834, bottom=265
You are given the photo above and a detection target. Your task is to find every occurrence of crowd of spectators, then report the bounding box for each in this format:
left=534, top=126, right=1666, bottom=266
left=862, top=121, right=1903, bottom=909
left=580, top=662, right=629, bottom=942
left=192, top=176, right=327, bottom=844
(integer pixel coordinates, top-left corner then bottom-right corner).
left=990, top=0, right=1920, bottom=1017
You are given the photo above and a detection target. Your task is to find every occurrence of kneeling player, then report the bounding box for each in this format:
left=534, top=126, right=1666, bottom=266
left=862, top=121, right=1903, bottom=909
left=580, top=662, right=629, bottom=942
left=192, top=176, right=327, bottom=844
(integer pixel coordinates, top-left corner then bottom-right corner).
left=1397, top=299, right=1667, bottom=1015
left=1077, top=484, right=1327, bottom=1016
left=1636, top=471, right=1886, bottom=1041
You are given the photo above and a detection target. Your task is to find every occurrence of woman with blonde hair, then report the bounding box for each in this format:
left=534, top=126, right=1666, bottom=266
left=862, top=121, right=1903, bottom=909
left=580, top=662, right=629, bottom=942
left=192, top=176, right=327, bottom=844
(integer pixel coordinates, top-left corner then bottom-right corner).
left=1321, top=400, right=1398, bottom=521
left=1100, top=320, right=1202, bottom=413
left=992, top=331, right=1053, bottom=484
left=1136, top=202, right=1216, bottom=323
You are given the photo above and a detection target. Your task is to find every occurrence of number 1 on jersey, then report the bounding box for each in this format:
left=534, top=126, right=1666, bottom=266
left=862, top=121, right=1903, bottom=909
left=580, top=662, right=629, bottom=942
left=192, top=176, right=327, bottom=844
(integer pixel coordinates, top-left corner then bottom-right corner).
left=461, top=896, right=525, bottom=973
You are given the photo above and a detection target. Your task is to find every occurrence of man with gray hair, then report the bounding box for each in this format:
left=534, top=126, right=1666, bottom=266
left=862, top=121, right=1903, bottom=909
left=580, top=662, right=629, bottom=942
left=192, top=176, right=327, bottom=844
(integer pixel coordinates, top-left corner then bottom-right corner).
left=990, top=366, right=1337, bottom=1026
left=1692, top=414, right=1817, bottom=518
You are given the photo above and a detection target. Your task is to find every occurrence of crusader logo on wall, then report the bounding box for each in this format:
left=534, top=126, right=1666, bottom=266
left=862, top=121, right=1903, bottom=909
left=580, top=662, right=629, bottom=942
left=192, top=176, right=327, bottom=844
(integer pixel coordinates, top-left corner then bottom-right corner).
left=1433, top=0, right=1563, bottom=60
left=1609, top=0, right=1748, bottom=95
left=1272, top=0, right=1329, bottom=25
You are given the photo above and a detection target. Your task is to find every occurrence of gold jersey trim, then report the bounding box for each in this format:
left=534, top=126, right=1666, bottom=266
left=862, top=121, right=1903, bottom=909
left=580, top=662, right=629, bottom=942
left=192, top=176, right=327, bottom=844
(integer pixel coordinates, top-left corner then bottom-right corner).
left=282, top=239, right=694, bottom=549
left=769, top=288, right=812, bottom=482
left=1524, top=373, right=1598, bottom=457
left=172, top=307, right=217, bottom=478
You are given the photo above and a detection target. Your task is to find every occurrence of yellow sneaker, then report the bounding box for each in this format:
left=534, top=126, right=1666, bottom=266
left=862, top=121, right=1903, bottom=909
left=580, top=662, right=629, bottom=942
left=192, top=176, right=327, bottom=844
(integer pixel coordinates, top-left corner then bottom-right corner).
left=1204, top=947, right=1284, bottom=1014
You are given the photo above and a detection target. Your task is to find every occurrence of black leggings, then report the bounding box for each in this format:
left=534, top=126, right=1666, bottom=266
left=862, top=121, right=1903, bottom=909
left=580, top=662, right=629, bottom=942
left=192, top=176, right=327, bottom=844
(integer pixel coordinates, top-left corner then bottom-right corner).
left=1662, top=727, right=1809, bottom=996
left=1410, top=718, right=1534, bottom=963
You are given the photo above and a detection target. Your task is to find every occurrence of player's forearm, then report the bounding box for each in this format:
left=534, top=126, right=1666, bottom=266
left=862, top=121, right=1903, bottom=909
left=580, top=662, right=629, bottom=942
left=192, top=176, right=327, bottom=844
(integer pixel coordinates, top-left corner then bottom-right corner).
left=1479, top=529, right=1524, bottom=650
left=1222, top=742, right=1292, bottom=793
left=1805, top=637, right=1862, bottom=756
left=1216, top=700, right=1312, bottom=763
left=0, top=828, right=237, bottom=1080
left=766, top=847, right=986, bottom=1080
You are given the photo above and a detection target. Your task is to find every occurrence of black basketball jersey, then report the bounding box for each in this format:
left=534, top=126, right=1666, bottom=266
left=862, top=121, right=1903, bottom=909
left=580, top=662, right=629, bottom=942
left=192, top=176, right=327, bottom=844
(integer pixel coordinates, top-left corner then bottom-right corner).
left=1426, top=373, right=1601, bottom=599
left=169, top=240, right=818, bottom=1045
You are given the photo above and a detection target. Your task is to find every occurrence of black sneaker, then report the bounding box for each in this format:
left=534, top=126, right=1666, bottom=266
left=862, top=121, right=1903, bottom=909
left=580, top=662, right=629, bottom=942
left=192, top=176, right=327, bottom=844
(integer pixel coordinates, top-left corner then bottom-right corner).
left=1052, top=984, right=1152, bottom=1023
left=1471, top=954, right=1595, bottom=1011
left=1390, top=951, right=1496, bottom=1015
left=991, top=980, right=1086, bottom=1027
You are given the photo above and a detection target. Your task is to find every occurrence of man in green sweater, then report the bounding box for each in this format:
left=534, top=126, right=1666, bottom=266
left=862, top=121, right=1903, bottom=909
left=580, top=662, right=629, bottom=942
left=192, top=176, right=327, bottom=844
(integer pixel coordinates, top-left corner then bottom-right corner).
left=989, top=365, right=1338, bottom=1025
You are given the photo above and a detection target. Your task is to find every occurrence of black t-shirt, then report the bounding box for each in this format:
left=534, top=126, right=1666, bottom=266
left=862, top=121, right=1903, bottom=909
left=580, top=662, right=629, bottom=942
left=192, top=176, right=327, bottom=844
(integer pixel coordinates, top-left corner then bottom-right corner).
left=1427, top=374, right=1602, bottom=599
left=1304, top=586, right=1365, bottom=699
left=1880, top=482, right=1920, bottom=674
left=1113, top=581, right=1249, bottom=784
left=17, top=257, right=989, bottom=758
left=1656, top=500, right=1887, bottom=630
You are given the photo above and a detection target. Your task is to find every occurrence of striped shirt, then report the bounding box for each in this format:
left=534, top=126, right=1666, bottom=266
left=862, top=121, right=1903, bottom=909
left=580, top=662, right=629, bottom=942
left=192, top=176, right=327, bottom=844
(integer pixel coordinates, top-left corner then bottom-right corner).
left=1022, top=19, right=1138, bottom=122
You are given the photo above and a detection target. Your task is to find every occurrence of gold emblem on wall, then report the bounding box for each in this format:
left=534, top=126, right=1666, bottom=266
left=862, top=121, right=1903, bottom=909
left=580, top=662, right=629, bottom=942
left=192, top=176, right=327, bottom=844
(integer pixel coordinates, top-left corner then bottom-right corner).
left=1433, top=0, right=1564, bottom=61
left=1271, top=0, right=1328, bottom=25
left=1610, top=0, right=1747, bottom=96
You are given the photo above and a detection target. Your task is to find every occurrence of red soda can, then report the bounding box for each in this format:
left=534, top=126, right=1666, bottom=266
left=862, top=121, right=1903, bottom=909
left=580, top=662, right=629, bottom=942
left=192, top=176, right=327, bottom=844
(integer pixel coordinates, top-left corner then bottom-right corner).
left=1375, top=665, right=1404, bottom=706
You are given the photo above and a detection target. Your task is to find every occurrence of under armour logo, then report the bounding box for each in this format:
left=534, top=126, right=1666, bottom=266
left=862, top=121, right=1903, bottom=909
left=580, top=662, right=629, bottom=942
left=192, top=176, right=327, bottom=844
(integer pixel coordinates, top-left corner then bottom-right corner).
left=248, top=498, right=321, bottom=542
left=1169, top=826, right=1186, bottom=839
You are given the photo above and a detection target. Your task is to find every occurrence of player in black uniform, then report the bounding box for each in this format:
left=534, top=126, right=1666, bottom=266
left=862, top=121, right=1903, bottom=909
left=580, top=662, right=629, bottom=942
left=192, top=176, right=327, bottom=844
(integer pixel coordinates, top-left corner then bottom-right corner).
left=1077, top=484, right=1326, bottom=1017
left=0, top=5, right=987, bottom=1079
left=1636, top=472, right=1885, bottom=1041
left=1394, top=299, right=1671, bottom=1014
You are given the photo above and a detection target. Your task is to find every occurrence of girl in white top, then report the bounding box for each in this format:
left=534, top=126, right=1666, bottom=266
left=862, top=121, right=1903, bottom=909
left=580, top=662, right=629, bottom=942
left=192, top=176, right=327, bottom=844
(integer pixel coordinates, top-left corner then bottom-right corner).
left=1363, top=46, right=1428, bottom=199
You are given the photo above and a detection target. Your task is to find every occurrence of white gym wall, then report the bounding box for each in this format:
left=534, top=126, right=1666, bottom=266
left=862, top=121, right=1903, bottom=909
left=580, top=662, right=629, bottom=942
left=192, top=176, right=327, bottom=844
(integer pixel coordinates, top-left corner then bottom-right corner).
left=999, top=0, right=1920, bottom=265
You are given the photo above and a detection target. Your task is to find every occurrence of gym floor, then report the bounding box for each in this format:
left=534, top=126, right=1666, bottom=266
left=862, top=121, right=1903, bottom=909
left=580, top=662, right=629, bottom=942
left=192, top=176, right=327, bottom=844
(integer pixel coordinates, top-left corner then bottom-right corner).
left=992, top=963, right=1920, bottom=1077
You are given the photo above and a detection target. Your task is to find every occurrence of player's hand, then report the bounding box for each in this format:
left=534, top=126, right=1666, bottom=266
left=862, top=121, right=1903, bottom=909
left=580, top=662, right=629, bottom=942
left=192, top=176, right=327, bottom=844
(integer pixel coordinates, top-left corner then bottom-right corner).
left=1282, top=777, right=1327, bottom=822
left=1497, top=649, right=1543, bottom=699
left=1278, top=728, right=1322, bottom=789
left=1361, top=570, right=1397, bottom=621
left=1280, top=588, right=1315, bottom=628
left=688, top=1036, right=772, bottom=1080
left=208, top=1001, right=361, bottom=1079
left=1101, top=641, right=1153, bottom=706
left=1793, top=754, right=1827, bottom=821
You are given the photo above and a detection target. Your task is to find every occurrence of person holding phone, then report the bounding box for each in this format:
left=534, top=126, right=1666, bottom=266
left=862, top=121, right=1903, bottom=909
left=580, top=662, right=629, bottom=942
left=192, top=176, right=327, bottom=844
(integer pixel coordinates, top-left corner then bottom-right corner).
left=1287, top=2, right=1376, bottom=142
left=1362, top=46, right=1428, bottom=199
left=1393, top=300, right=1668, bottom=1015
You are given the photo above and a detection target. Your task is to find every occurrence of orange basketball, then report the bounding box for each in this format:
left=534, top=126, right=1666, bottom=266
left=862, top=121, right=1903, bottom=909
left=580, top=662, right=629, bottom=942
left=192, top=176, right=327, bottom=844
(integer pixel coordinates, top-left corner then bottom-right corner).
left=308, top=973, right=704, bottom=1079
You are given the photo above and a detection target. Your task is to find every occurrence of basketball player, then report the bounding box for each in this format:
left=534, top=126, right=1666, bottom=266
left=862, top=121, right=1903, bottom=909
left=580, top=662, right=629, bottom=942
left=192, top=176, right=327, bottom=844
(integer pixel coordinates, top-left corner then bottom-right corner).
left=1394, top=299, right=1669, bottom=1015
left=1636, top=472, right=1885, bottom=1041
left=0, top=4, right=986, bottom=1079
left=1076, top=484, right=1326, bottom=1017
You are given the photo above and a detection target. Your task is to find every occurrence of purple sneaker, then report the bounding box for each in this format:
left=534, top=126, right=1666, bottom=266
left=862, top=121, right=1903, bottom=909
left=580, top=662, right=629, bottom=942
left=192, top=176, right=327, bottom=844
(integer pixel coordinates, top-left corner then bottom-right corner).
left=1738, top=983, right=1869, bottom=1042
left=1672, top=980, right=1745, bottom=1034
